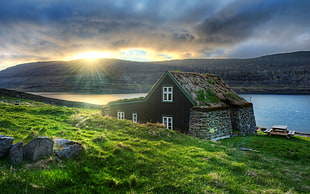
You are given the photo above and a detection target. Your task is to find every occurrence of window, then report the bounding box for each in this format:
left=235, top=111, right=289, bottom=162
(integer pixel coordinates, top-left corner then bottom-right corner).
left=162, top=86, right=173, bottom=102
left=132, top=113, right=137, bottom=123
left=162, top=116, right=173, bottom=129
left=117, top=112, right=125, bottom=119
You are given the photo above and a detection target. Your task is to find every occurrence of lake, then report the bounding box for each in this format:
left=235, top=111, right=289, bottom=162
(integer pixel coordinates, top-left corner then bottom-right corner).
left=240, top=94, right=310, bottom=133
left=31, top=92, right=147, bottom=106
left=31, top=92, right=310, bottom=133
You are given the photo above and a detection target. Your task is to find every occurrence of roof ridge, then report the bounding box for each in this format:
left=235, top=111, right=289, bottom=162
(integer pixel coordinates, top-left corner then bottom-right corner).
left=170, top=71, right=220, bottom=78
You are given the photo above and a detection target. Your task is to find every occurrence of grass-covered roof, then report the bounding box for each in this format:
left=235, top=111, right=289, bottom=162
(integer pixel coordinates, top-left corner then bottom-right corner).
left=170, top=71, right=249, bottom=108
left=108, top=71, right=250, bottom=108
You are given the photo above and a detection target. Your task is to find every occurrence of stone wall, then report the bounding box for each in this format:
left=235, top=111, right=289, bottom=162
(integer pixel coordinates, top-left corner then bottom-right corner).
left=188, top=105, right=256, bottom=140
left=230, top=105, right=256, bottom=135
left=189, top=108, right=232, bottom=140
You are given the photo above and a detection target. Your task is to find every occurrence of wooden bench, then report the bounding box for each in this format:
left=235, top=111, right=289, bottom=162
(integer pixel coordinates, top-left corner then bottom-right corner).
left=264, top=128, right=272, bottom=133
left=288, top=130, right=295, bottom=136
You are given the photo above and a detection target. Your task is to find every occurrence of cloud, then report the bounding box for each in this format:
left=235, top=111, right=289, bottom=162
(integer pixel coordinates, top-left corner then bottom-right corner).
left=195, top=0, right=310, bottom=44
left=195, top=1, right=270, bottom=44
left=0, top=0, right=310, bottom=69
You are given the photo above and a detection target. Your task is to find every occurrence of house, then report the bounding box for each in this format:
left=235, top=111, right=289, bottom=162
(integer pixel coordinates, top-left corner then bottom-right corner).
left=106, top=71, right=256, bottom=140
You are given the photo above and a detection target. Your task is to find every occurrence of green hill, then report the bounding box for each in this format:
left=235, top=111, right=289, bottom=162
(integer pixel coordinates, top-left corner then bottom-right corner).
left=0, top=96, right=309, bottom=193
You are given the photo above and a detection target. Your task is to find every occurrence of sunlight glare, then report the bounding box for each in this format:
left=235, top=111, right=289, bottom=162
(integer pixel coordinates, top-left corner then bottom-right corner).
left=66, top=49, right=182, bottom=62
left=69, top=51, right=117, bottom=60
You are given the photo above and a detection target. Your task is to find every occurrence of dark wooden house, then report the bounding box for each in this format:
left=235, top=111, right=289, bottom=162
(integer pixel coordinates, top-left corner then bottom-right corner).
left=107, top=71, right=256, bottom=140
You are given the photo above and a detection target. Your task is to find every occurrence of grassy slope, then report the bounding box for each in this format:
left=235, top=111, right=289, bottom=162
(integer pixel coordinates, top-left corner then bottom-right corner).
left=0, top=95, right=309, bottom=193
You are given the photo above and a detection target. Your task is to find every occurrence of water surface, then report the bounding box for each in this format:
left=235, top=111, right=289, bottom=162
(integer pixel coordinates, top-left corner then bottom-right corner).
left=241, top=94, right=310, bottom=133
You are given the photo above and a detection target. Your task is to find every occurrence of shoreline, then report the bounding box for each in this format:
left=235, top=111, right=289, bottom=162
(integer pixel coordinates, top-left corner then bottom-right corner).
left=0, top=88, right=102, bottom=108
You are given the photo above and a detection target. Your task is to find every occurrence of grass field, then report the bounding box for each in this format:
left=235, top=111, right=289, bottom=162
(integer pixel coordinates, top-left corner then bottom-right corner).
left=0, top=95, right=309, bottom=193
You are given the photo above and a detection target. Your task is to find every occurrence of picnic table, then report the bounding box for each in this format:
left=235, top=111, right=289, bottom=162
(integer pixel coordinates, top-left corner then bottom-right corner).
left=264, top=125, right=295, bottom=139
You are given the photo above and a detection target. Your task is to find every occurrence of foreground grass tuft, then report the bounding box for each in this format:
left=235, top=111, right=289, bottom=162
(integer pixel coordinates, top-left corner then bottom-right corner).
left=0, top=95, right=309, bottom=193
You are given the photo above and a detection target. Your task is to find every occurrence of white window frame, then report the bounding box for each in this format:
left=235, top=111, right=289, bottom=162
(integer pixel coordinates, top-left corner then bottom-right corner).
left=162, top=86, right=173, bottom=102
left=162, top=116, right=173, bottom=129
left=132, top=113, right=137, bottom=123
left=117, top=112, right=125, bottom=120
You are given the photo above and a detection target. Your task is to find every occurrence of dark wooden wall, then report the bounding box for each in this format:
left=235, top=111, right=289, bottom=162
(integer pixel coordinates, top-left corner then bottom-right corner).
left=109, top=75, right=193, bottom=133
left=109, top=101, right=146, bottom=121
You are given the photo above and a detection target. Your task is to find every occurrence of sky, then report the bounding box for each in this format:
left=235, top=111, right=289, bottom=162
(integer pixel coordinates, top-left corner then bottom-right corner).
left=0, top=0, right=310, bottom=70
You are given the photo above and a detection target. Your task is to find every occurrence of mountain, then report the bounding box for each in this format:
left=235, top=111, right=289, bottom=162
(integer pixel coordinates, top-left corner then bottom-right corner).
left=0, top=51, right=309, bottom=94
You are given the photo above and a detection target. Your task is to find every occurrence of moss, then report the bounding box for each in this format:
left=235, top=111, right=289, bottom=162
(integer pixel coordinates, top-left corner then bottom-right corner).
left=207, top=78, right=216, bottom=85
left=108, top=97, right=144, bottom=105
left=196, top=89, right=221, bottom=104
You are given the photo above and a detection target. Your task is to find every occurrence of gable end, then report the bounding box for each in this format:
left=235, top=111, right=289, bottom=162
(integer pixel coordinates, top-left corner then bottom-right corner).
left=144, top=71, right=196, bottom=105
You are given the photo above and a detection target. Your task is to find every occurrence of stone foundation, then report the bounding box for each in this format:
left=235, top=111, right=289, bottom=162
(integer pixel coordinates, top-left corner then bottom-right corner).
left=189, top=105, right=256, bottom=140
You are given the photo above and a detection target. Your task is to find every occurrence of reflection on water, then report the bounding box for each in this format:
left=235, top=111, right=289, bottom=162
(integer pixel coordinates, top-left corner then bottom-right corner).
left=30, top=92, right=147, bottom=105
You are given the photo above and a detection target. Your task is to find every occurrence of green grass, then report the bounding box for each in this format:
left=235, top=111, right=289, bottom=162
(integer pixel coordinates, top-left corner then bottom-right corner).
left=196, top=88, right=221, bottom=105
left=0, top=95, right=309, bottom=193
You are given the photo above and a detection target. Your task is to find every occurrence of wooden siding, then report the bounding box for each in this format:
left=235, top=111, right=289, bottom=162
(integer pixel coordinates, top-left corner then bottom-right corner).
left=109, top=101, right=147, bottom=122
left=109, top=74, right=193, bottom=133
left=143, top=75, right=193, bottom=133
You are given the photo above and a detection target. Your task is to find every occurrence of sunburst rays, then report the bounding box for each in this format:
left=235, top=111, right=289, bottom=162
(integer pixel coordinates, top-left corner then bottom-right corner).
left=65, top=59, right=112, bottom=93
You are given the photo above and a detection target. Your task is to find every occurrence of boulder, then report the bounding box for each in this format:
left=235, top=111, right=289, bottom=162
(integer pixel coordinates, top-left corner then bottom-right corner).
left=54, top=138, right=83, bottom=159
left=9, top=142, right=23, bottom=164
left=0, top=135, right=14, bottom=158
left=23, top=136, right=54, bottom=161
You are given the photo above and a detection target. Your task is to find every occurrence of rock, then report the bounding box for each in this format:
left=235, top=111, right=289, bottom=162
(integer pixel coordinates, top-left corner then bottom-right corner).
left=0, top=135, right=14, bottom=158
left=55, top=144, right=83, bottom=159
left=23, top=136, right=54, bottom=161
left=9, top=142, right=23, bottom=164
left=54, top=138, right=83, bottom=159
left=54, top=138, right=72, bottom=147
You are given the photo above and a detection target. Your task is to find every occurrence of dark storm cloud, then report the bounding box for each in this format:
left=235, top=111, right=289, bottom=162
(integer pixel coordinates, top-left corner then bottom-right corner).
left=196, top=1, right=271, bottom=43
left=195, top=0, right=310, bottom=45
left=0, top=0, right=310, bottom=69
left=0, top=0, right=217, bottom=38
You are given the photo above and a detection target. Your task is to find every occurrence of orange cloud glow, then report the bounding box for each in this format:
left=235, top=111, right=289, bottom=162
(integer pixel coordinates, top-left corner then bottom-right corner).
left=66, top=48, right=184, bottom=62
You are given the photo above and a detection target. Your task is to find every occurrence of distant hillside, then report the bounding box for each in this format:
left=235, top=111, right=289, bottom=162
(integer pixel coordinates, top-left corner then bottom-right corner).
left=0, top=51, right=309, bottom=94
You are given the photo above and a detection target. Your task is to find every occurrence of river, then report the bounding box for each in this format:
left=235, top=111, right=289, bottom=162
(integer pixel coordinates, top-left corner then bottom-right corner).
left=31, top=92, right=310, bottom=133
